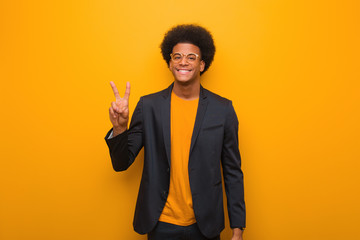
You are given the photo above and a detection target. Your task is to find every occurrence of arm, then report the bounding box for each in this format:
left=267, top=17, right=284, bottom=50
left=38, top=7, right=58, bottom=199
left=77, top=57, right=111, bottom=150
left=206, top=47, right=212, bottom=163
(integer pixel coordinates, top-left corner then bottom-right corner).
left=221, top=101, right=246, bottom=231
left=105, top=82, right=143, bottom=171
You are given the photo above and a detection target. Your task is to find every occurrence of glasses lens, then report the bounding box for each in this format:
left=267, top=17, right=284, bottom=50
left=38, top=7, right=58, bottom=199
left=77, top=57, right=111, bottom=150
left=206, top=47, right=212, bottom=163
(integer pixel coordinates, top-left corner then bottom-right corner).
left=171, top=53, right=182, bottom=62
left=186, top=53, right=197, bottom=62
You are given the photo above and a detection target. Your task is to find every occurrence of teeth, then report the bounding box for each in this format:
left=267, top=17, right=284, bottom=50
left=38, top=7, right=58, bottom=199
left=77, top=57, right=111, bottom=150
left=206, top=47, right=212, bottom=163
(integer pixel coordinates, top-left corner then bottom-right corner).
left=178, top=70, right=190, bottom=72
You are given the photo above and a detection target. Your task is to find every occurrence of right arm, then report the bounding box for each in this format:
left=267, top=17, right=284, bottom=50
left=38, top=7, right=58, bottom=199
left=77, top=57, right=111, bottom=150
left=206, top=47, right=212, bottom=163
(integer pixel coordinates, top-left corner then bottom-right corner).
left=105, top=82, right=143, bottom=171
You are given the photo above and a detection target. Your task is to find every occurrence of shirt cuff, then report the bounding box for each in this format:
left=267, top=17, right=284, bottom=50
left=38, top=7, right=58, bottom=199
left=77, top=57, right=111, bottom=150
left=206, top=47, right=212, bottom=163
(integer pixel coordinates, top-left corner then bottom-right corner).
left=108, top=130, right=114, bottom=139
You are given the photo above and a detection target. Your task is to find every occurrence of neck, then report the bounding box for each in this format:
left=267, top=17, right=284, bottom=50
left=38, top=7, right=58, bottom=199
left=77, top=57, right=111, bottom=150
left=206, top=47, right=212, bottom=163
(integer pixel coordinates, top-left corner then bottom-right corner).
left=172, top=81, right=200, bottom=100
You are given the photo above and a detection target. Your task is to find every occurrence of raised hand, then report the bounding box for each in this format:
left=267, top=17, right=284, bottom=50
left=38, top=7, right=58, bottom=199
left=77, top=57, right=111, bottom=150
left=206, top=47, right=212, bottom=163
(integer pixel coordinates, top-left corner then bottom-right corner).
left=109, top=81, right=130, bottom=136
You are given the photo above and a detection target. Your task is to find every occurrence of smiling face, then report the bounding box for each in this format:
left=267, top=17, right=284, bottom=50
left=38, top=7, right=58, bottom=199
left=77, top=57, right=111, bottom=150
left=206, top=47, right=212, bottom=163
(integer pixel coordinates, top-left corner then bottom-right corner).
left=169, top=43, right=205, bottom=86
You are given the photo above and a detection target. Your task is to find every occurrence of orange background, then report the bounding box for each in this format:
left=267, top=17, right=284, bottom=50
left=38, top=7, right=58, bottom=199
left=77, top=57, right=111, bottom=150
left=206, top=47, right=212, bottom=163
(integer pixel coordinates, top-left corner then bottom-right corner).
left=1, top=0, right=359, bottom=239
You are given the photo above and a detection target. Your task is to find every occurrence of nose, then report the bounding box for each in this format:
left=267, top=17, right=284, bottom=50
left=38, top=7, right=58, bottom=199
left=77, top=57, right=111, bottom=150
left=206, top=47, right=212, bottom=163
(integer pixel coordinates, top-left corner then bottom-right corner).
left=179, top=56, right=189, bottom=65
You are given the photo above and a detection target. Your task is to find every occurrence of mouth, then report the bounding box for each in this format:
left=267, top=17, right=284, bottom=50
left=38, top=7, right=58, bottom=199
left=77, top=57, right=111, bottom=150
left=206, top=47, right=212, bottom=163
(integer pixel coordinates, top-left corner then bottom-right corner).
left=176, top=69, right=192, bottom=74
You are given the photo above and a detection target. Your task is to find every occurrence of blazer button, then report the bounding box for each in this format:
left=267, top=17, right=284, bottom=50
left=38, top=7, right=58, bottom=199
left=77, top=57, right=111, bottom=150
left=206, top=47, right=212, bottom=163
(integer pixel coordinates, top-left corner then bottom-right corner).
left=167, top=168, right=170, bottom=173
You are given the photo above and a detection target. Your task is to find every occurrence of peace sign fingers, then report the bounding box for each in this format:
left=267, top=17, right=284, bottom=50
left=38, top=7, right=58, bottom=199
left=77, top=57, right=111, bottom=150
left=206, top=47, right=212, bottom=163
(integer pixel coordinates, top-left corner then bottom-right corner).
left=110, top=81, right=131, bottom=101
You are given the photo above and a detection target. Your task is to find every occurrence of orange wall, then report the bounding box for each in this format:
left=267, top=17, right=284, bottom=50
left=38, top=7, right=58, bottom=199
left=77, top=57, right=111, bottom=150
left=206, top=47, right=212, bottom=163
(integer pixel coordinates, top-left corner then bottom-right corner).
left=1, top=0, right=359, bottom=239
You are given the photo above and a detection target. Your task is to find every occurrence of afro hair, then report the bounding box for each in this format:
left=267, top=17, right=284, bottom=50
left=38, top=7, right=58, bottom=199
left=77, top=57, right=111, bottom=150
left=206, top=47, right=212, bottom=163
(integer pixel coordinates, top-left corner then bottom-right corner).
left=160, top=24, right=216, bottom=75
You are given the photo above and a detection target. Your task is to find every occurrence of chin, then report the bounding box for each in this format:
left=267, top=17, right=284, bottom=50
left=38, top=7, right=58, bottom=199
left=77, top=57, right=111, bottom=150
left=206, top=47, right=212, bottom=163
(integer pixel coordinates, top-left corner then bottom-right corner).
left=174, top=79, right=198, bottom=87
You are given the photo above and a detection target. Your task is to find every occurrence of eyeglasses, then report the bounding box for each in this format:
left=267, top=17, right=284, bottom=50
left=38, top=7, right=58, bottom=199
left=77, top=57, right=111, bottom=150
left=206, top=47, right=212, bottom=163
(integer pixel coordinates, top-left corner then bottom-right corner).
left=170, top=52, right=200, bottom=63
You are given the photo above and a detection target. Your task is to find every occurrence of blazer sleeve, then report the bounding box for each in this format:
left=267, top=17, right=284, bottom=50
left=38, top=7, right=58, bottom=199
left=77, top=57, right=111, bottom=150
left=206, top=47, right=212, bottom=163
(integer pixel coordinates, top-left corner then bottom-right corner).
left=221, top=101, right=246, bottom=228
left=105, top=97, right=144, bottom=171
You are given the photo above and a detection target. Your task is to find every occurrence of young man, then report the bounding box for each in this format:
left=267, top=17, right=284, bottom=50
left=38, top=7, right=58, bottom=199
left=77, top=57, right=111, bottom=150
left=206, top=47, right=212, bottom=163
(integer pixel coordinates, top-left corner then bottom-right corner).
left=105, top=24, right=245, bottom=240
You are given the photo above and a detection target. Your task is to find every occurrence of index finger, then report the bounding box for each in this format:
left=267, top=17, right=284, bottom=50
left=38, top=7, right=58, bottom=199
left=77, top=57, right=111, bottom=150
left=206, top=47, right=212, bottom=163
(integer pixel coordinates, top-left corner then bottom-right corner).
left=110, top=81, right=121, bottom=100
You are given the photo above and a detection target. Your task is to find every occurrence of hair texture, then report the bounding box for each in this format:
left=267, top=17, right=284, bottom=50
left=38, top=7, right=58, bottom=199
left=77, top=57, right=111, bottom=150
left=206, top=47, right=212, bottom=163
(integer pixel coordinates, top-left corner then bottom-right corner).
left=160, top=24, right=216, bottom=75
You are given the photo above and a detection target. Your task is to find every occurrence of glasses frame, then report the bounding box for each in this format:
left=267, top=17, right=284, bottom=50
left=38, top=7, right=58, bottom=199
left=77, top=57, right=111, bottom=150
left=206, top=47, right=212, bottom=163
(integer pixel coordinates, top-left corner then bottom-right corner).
left=170, top=52, right=200, bottom=63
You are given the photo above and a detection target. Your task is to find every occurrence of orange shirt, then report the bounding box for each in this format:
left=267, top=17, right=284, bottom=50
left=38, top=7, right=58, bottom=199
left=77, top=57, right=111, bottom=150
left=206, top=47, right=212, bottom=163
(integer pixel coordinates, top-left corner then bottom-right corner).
left=159, top=91, right=199, bottom=226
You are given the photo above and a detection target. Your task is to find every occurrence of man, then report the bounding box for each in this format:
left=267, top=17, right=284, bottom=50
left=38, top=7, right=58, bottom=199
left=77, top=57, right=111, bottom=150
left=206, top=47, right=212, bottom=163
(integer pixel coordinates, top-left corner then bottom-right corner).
left=105, top=24, right=245, bottom=240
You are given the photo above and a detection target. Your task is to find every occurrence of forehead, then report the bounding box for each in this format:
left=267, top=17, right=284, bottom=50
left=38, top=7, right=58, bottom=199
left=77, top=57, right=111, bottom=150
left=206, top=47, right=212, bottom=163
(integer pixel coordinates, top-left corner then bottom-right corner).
left=172, top=43, right=201, bottom=54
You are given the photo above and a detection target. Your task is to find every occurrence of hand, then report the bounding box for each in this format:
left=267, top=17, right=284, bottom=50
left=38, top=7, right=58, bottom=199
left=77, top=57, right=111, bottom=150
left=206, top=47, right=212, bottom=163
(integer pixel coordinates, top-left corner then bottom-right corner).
left=231, top=228, right=244, bottom=240
left=109, top=81, right=130, bottom=136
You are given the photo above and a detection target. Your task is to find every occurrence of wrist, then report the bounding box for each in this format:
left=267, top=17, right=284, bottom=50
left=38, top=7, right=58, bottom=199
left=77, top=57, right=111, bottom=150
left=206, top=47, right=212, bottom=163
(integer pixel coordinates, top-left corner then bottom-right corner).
left=232, top=227, right=244, bottom=236
left=233, top=227, right=245, bottom=231
left=113, top=126, right=127, bottom=136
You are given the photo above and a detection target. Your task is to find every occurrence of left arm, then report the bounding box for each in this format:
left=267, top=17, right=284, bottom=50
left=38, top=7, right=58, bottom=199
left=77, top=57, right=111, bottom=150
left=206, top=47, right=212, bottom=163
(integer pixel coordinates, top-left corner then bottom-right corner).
left=221, top=101, right=246, bottom=233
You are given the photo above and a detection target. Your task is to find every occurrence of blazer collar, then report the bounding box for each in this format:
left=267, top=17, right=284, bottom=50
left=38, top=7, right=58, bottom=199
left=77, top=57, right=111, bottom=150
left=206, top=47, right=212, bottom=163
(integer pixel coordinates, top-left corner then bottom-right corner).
left=161, top=82, right=208, bottom=100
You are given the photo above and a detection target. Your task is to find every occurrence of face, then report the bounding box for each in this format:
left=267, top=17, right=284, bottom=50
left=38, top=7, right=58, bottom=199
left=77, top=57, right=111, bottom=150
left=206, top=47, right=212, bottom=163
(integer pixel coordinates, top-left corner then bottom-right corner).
left=169, top=43, right=205, bottom=85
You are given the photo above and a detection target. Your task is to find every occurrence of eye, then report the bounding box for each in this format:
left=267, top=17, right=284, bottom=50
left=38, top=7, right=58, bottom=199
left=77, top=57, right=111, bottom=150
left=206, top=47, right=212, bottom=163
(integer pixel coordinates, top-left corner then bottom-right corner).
left=172, top=53, right=182, bottom=60
left=187, top=54, right=197, bottom=61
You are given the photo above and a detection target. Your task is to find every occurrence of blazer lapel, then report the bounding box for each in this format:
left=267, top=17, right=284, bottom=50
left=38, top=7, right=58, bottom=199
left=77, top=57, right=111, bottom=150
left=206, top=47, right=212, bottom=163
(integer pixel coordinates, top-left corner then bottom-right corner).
left=190, top=85, right=208, bottom=154
left=161, top=83, right=173, bottom=167
left=162, top=83, right=208, bottom=165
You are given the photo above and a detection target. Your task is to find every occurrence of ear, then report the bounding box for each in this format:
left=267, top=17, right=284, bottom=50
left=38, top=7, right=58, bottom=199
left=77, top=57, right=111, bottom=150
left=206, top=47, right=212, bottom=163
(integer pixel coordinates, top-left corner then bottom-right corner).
left=200, top=60, right=205, bottom=72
